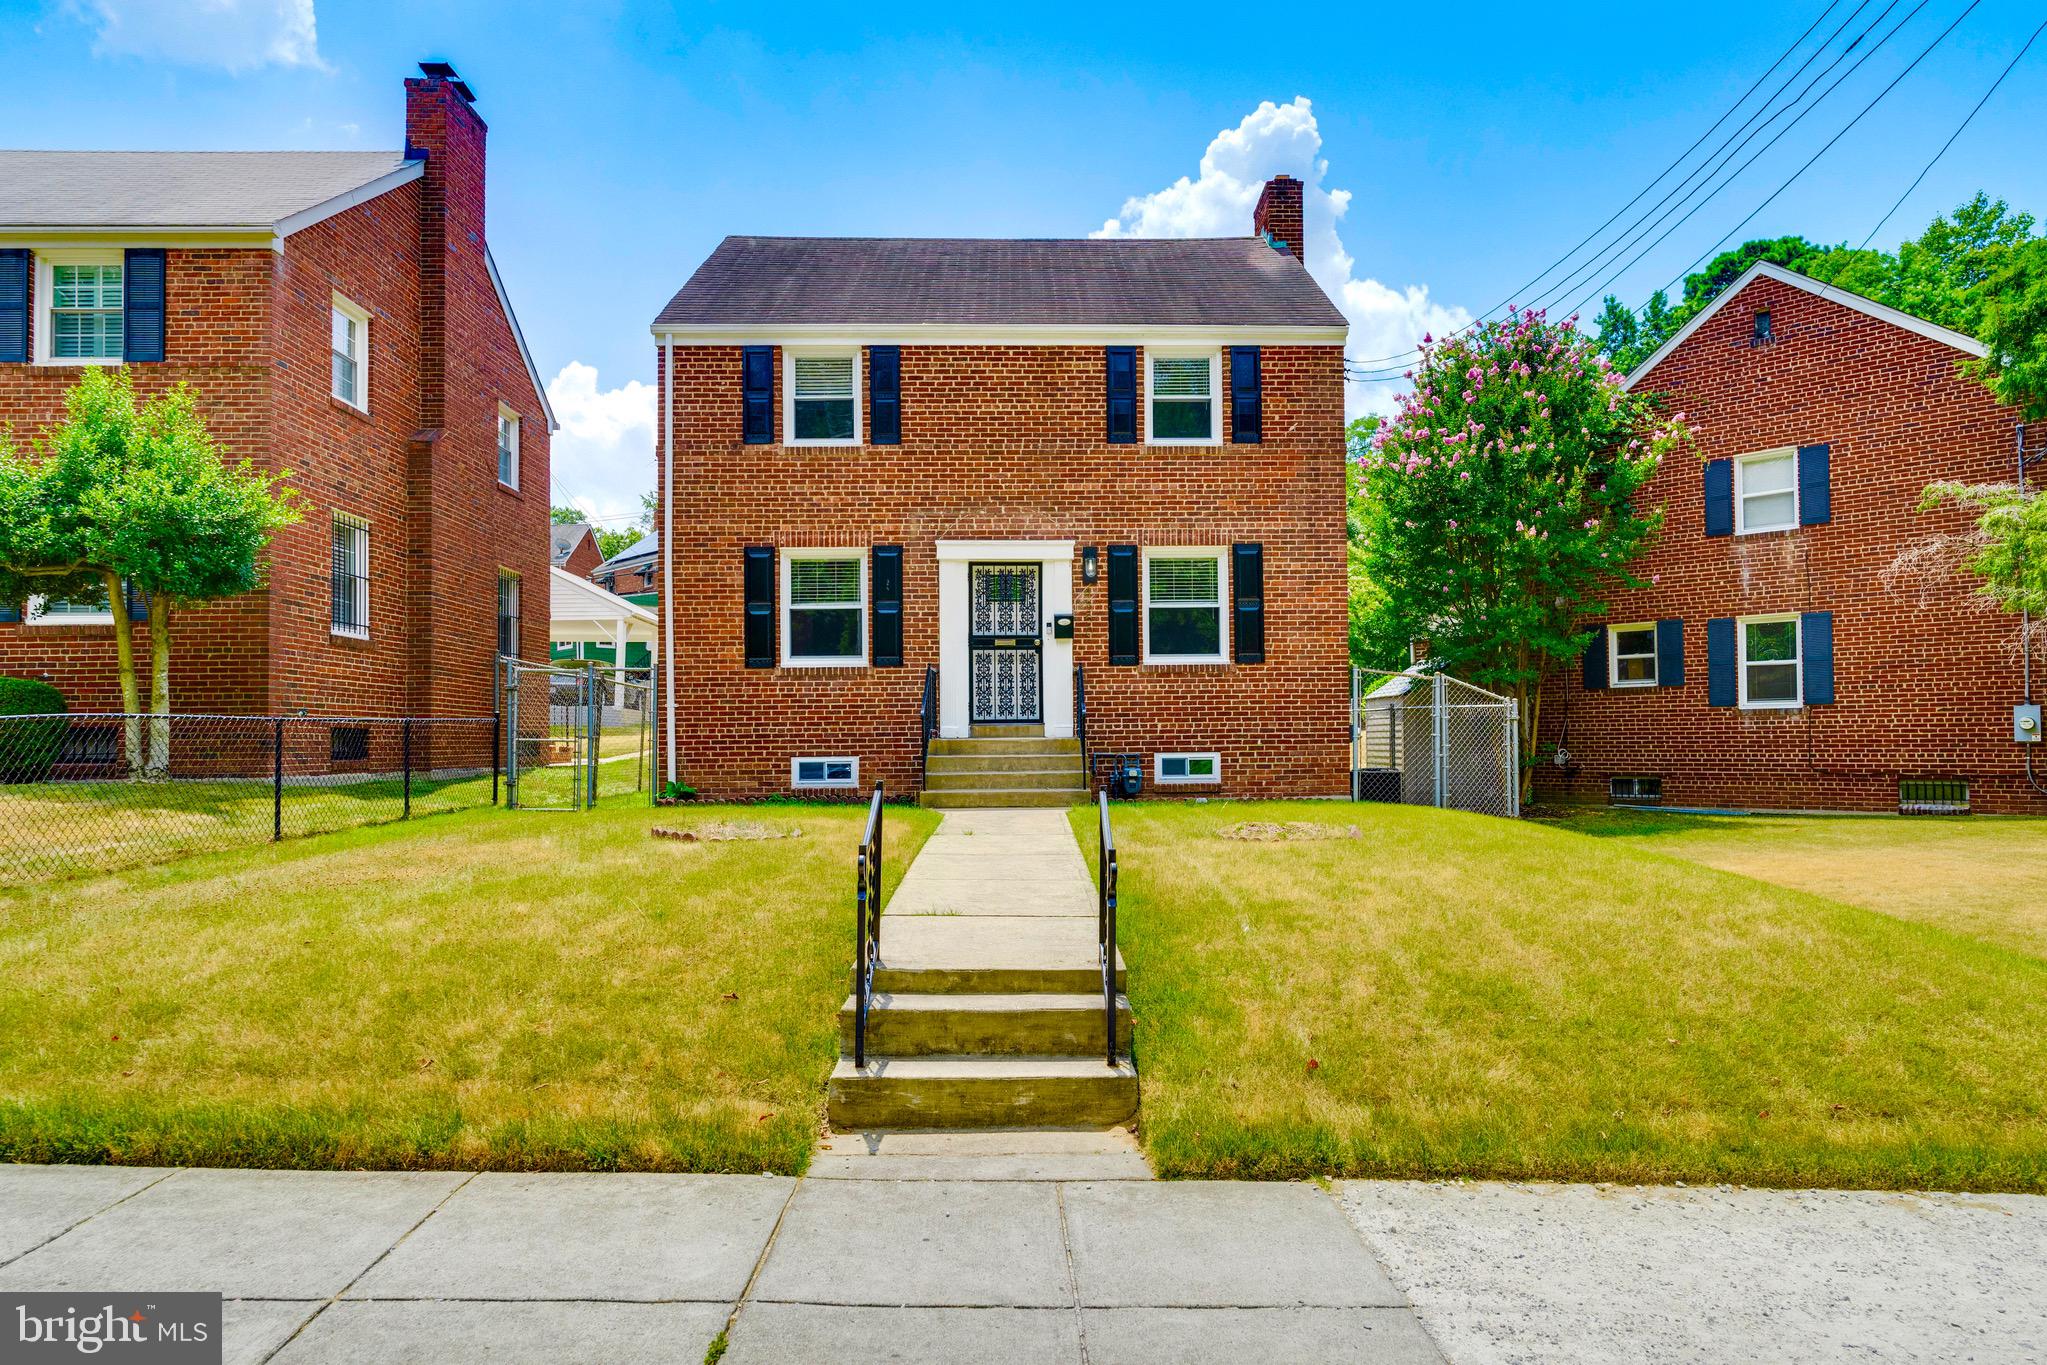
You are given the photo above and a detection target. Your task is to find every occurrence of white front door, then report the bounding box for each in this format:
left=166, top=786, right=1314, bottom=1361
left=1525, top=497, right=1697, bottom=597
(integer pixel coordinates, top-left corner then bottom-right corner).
left=935, top=540, right=1074, bottom=739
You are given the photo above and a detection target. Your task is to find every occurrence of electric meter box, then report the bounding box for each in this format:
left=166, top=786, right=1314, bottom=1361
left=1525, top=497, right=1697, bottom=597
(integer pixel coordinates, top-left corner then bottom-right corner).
left=2017, top=703, right=2043, bottom=744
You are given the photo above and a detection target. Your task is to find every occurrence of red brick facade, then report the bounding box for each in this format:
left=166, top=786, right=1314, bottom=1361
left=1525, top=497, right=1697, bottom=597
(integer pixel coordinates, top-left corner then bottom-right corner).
left=557, top=529, right=603, bottom=579
left=0, top=72, right=550, bottom=721
left=1539, top=269, right=2047, bottom=814
left=655, top=339, right=1351, bottom=799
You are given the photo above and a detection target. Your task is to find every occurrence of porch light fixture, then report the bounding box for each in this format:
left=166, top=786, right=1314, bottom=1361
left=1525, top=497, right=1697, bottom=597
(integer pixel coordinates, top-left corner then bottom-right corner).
left=1081, top=546, right=1099, bottom=584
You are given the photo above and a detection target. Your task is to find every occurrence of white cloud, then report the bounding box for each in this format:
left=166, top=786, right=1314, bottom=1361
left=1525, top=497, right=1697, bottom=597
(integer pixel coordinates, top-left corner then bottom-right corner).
left=70, top=0, right=327, bottom=72
left=1094, top=97, right=1467, bottom=415
left=546, top=362, right=658, bottom=527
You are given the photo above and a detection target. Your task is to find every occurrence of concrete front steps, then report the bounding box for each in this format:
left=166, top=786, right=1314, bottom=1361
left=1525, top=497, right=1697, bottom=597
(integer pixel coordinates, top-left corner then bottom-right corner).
left=918, top=728, right=1087, bottom=810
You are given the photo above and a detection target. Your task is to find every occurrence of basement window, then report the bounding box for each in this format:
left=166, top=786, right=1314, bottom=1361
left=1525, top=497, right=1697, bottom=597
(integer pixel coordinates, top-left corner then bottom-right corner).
left=330, top=726, right=370, bottom=763
left=1610, top=776, right=1662, bottom=805
left=1899, top=779, right=1968, bottom=815
left=1155, top=752, right=1221, bottom=785
left=792, top=756, right=858, bottom=789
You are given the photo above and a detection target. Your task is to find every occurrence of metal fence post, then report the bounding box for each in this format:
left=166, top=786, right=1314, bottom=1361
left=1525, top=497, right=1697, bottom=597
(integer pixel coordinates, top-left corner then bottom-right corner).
left=1350, top=667, right=1361, bottom=803
left=505, top=661, right=520, bottom=810
left=492, top=708, right=502, bottom=806
left=272, top=718, right=285, bottom=841
left=402, top=717, right=413, bottom=819
left=1432, top=672, right=1449, bottom=809
left=647, top=662, right=660, bottom=806
left=585, top=660, right=600, bottom=810
left=1507, top=702, right=1522, bottom=819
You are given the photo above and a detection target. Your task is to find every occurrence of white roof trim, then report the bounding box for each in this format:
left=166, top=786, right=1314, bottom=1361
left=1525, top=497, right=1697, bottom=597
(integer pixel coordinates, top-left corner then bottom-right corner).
left=271, top=161, right=426, bottom=244
left=0, top=228, right=274, bottom=246
left=1623, top=260, right=1987, bottom=390
left=550, top=565, right=658, bottom=642
left=650, top=323, right=1347, bottom=346
left=488, top=246, right=559, bottom=432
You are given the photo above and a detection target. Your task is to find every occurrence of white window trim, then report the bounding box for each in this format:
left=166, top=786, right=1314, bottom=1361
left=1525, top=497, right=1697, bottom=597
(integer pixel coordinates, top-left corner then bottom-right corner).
left=1733, top=447, right=1798, bottom=535
left=791, top=756, right=860, bottom=789
left=1140, top=546, right=1230, bottom=665
left=497, top=403, right=521, bottom=490
left=1737, top=612, right=1803, bottom=710
left=34, top=248, right=125, bottom=367
left=330, top=513, right=370, bottom=640
left=1143, top=348, right=1223, bottom=447
left=780, top=547, right=868, bottom=668
left=23, top=593, right=114, bottom=626
left=330, top=292, right=370, bottom=413
left=783, top=347, right=862, bottom=448
left=1607, top=622, right=1659, bottom=689
left=1154, top=751, right=1222, bottom=785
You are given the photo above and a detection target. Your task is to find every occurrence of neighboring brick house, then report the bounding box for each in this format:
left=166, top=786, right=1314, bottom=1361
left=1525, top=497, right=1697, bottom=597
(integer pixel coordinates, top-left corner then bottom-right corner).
left=553, top=522, right=603, bottom=578
left=591, top=533, right=658, bottom=596
left=649, top=175, right=1352, bottom=801
left=1540, top=262, right=2047, bottom=814
left=0, top=62, right=554, bottom=721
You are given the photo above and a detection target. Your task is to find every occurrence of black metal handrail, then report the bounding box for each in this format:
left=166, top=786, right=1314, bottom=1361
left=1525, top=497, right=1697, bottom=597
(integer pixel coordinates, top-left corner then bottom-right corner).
left=1096, top=788, right=1119, bottom=1067
left=1074, top=663, right=1089, bottom=785
left=919, top=665, right=939, bottom=787
left=853, top=781, right=886, bottom=1068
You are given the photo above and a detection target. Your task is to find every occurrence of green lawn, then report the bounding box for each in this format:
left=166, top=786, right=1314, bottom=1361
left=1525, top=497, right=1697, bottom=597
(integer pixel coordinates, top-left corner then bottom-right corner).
left=0, top=801, right=937, bottom=1173
left=1534, top=806, right=2047, bottom=960
left=1074, top=800, right=2047, bottom=1191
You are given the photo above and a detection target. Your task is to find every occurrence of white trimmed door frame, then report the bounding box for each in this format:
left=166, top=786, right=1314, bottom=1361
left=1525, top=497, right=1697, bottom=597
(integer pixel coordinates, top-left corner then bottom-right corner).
left=935, top=539, right=1075, bottom=738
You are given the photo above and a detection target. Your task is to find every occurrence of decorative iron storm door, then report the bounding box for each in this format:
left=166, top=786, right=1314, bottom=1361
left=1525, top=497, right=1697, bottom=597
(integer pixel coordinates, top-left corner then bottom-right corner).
left=969, top=563, right=1043, bottom=724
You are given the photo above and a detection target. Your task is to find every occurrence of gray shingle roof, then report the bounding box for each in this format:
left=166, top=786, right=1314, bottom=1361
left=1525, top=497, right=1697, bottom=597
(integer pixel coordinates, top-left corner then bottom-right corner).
left=550, top=522, right=595, bottom=564
left=0, top=151, right=416, bottom=229
left=654, top=236, right=1348, bottom=330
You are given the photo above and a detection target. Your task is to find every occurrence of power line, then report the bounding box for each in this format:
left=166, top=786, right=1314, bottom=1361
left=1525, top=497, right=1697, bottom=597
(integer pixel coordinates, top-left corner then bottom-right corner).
left=1858, top=14, right=2046, bottom=248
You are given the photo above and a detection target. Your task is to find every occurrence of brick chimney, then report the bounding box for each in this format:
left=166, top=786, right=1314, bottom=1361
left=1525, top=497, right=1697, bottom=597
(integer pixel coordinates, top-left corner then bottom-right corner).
left=404, top=62, right=487, bottom=433
left=1253, top=175, right=1305, bottom=263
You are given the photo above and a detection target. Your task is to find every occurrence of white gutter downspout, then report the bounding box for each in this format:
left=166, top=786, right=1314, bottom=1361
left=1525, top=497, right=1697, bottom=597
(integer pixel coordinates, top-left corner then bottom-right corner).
left=662, top=337, right=678, bottom=781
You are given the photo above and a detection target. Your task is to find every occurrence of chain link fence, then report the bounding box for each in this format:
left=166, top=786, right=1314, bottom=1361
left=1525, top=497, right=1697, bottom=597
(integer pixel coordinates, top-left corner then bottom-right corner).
left=1352, top=668, right=1520, bottom=818
left=501, top=659, right=656, bottom=810
left=0, top=712, right=499, bottom=883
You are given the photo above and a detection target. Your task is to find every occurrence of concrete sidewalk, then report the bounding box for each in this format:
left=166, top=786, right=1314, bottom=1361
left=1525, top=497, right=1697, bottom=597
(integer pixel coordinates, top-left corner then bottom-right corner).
left=0, top=1159, right=1441, bottom=1364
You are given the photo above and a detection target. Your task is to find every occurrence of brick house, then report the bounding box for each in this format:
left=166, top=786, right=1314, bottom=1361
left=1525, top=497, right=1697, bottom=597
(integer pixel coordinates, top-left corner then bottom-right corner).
left=591, top=533, right=658, bottom=596
left=1540, top=262, right=2047, bottom=814
left=0, top=62, right=554, bottom=721
left=553, top=522, right=603, bottom=578
left=649, top=175, right=1351, bottom=803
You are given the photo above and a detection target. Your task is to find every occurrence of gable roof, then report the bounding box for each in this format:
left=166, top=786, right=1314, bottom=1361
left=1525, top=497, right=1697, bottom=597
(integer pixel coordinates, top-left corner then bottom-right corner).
left=550, top=522, right=596, bottom=563
left=595, top=532, right=658, bottom=572
left=653, top=236, right=1348, bottom=336
left=0, top=150, right=421, bottom=234
left=1623, top=261, right=1988, bottom=390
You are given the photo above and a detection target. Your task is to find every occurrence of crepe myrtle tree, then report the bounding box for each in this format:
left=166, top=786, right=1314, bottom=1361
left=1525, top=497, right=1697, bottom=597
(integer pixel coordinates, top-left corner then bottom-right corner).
left=0, top=369, right=298, bottom=776
left=1355, top=309, right=1694, bottom=798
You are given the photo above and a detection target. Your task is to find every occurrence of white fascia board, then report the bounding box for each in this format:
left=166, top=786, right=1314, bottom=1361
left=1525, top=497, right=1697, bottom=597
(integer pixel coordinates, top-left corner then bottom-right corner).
left=649, top=323, right=1348, bottom=347
left=485, top=246, right=560, bottom=432
left=0, top=228, right=272, bottom=248
left=1623, top=261, right=1988, bottom=391
left=271, top=161, right=426, bottom=245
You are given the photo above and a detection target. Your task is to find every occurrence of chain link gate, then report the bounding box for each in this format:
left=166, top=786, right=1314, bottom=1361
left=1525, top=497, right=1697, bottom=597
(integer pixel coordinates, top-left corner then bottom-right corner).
left=501, top=659, right=658, bottom=811
left=1351, top=667, right=1521, bottom=818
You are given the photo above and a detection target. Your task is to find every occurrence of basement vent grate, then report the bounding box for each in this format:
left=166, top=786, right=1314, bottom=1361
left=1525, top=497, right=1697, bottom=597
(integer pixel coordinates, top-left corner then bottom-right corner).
left=1609, top=775, right=1662, bottom=806
left=1899, top=779, right=1968, bottom=815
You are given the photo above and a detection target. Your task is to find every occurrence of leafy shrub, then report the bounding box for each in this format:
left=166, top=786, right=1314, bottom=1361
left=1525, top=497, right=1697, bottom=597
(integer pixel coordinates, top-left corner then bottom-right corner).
left=0, top=677, right=68, bottom=783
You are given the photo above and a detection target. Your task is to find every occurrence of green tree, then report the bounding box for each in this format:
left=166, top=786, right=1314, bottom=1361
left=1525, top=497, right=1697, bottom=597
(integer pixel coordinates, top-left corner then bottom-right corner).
left=1355, top=312, right=1693, bottom=798
left=595, top=525, right=644, bottom=560
left=550, top=505, right=587, bottom=525
left=1343, top=416, right=1394, bottom=668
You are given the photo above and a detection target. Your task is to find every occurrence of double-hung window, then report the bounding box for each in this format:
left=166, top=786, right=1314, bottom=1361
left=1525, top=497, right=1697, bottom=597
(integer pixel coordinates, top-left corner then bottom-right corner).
left=26, top=584, right=115, bottom=625
left=786, top=351, right=859, bottom=445
left=1738, top=614, right=1801, bottom=708
left=1146, top=350, right=1220, bottom=444
left=330, top=513, right=370, bottom=639
left=497, top=405, right=521, bottom=488
left=330, top=294, right=369, bottom=411
left=1735, top=448, right=1797, bottom=534
left=43, top=253, right=124, bottom=362
left=782, top=550, right=865, bottom=665
left=497, top=571, right=521, bottom=658
left=1608, top=623, right=1658, bottom=687
left=1143, top=549, right=1228, bottom=663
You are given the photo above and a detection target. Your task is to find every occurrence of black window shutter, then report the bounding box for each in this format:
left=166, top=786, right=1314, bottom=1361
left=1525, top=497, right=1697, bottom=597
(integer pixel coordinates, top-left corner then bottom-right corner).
left=1656, top=618, right=1685, bottom=687
left=1582, top=628, right=1608, bottom=690
left=871, top=544, right=903, bottom=666
left=869, top=346, right=901, bottom=445
left=1801, top=611, right=1834, bottom=704
left=1707, top=618, right=1736, bottom=706
left=741, top=346, right=774, bottom=444
left=0, top=249, right=27, bottom=364
left=1703, top=459, right=1734, bottom=537
left=1229, top=345, right=1262, bottom=444
left=0, top=601, right=20, bottom=623
left=123, top=248, right=166, bottom=364
left=1231, top=543, right=1264, bottom=663
left=1105, top=347, right=1136, bottom=444
left=1797, top=443, right=1831, bottom=525
left=1106, top=544, right=1138, bottom=664
left=743, top=546, right=775, bottom=667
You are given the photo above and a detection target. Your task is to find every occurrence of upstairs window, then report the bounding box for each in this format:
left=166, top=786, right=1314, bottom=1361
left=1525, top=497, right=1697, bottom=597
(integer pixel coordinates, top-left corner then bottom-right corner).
left=497, top=405, right=521, bottom=488
left=1144, top=549, right=1228, bottom=663
left=331, top=295, right=369, bottom=411
left=330, top=513, right=369, bottom=639
left=1735, top=449, right=1797, bottom=534
left=1147, top=351, right=1220, bottom=444
left=47, top=257, right=124, bottom=361
left=786, top=351, right=859, bottom=445
left=782, top=550, right=865, bottom=665
left=1608, top=624, right=1658, bottom=687
left=1739, top=614, right=1800, bottom=708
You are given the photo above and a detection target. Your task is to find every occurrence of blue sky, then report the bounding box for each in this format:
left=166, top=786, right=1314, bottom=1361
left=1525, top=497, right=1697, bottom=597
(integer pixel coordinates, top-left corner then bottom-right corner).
left=5, top=0, right=2043, bottom=524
